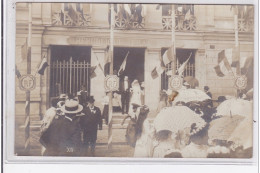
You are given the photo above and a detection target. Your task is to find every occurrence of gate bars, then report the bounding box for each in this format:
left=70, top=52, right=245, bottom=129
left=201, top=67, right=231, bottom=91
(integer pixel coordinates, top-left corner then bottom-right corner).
left=50, top=57, right=91, bottom=97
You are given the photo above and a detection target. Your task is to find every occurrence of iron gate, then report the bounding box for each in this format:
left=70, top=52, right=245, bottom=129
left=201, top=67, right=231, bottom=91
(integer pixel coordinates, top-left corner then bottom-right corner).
left=50, top=57, right=91, bottom=97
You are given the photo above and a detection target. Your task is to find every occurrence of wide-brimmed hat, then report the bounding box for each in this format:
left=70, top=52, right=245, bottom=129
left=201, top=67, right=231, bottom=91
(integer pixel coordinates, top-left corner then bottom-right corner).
left=88, top=96, right=95, bottom=103
left=132, top=103, right=141, bottom=109
left=61, top=99, right=83, bottom=114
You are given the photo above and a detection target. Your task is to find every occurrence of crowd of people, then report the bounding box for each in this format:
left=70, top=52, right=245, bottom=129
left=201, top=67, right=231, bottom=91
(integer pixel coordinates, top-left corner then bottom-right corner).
left=39, top=88, right=102, bottom=157
left=39, top=75, right=146, bottom=157
left=39, top=76, right=253, bottom=158
left=127, top=83, right=253, bottom=158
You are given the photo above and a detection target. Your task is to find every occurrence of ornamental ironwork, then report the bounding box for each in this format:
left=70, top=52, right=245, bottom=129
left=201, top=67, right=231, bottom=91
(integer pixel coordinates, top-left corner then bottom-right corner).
left=114, top=14, right=145, bottom=29
left=238, top=18, right=254, bottom=32
left=162, top=15, right=197, bottom=31
left=52, top=10, right=91, bottom=26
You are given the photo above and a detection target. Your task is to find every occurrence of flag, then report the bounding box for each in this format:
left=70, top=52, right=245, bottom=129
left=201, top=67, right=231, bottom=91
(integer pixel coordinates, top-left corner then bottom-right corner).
left=118, top=51, right=129, bottom=76
left=93, top=52, right=104, bottom=75
left=60, top=9, right=64, bottom=24
left=151, top=64, right=165, bottom=79
left=15, top=65, right=21, bottom=78
left=108, top=4, right=118, bottom=25
left=230, top=46, right=240, bottom=67
left=117, top=4, right=124, bottom=23
left=104, top=47, right=112, bottom=76
left=241, top=56, right=253, bottom=75
left=214, top=65, right=225, bottom=77
left=244, top=6, right=254, bottom=21
left=177, top=53, right=192, bottom=76
left=90, top=66, right=97, bottom=78
left=68, top=4, right=78, bottom=24
left=124, top=4, right=132, bottom=15
left=177, top=6, right=183, bottom=13
left=214, top=50, right=232, bottom=77
left=123, top=4, right=132, bottom=29
left=21, top=39, right=27, bottom=61
left=162, top=45, right=175, bottom=66
left=151, top=67, right=159, bottom=79
left=135, top=4, right=143, bottom=24
left=37, top=57, right=49, bottom=75
left=184, top=9, right=191, bottom=21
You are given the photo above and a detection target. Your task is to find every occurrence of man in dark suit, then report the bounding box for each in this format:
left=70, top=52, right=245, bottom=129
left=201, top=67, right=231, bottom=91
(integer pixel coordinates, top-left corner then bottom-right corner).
left=77, top=84, right=89, bottom=107
left=80, top=96, right=102, bottom=156
left=120, top=76, right=130, bottom=115
left=39, top=99, right=83, bottom=156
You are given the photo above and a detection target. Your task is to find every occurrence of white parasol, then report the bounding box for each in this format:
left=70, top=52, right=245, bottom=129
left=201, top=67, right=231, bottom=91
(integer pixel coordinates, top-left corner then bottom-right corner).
left=215, top=98, right=253, bottom=117
left=154, top=106, right=206, bottom=135
left=246, top=88, right=253, bottom=99
left=172, top=88, right=211, bottom=104
left=208, top=115, right=245, bottom=142
left=228, top=116, right=253, bottom=150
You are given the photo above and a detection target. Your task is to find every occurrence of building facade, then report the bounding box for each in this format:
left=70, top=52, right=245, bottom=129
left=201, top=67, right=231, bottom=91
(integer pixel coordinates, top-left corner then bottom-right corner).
left=15, top=3, right=254, bottom=153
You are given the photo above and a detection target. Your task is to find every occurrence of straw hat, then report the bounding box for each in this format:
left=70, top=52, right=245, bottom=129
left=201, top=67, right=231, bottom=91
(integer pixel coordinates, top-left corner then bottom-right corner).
left=61, top=99, right=83, bottom=114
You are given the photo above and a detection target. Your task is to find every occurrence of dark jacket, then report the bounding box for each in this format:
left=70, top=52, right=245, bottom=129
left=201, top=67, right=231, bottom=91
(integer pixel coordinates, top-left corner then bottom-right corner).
left=81, top=106, right=102, bottom=142
left=78, top=90, right=89, bottom=106
left=39, top=115, right=82, bottom=156
left=120, top=80, right=130, bottom=93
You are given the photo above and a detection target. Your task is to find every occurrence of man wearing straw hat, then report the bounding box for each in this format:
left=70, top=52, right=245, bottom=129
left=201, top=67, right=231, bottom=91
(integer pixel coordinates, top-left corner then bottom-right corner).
left=80, top=96, right=102, bottom=156
left=39, top=99, right=83, bottom=156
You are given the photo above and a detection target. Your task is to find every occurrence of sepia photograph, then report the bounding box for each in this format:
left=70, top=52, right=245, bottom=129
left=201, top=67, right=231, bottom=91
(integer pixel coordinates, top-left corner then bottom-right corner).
left=13, top=2, right=255, bottom=159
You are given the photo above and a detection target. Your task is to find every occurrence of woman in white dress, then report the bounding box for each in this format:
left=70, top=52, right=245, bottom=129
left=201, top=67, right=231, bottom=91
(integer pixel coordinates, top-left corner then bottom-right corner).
left=133, top=106, right=154, bottom=157
left=128, top=80, right=142, bottom=114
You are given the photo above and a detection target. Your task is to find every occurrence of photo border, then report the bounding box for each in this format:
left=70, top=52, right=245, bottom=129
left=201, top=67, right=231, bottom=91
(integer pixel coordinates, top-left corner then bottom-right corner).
left=3, top=0, right=259, bottom=166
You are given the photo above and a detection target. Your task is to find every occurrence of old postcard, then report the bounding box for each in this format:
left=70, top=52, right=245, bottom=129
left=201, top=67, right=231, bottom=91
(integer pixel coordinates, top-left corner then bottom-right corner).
left=13, top=3, right=254, bottom=159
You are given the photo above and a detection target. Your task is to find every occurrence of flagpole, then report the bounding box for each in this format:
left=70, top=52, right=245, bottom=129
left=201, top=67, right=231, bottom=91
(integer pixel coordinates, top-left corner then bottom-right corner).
left=171, top=5, right=176, bottom=76
left=108, top=4, right=114, bottom=150
left=25, top=2, right=32, bottom=154
left=234, top=6, right=241, bottom=97
left=234, top=6, right=240, bottom=75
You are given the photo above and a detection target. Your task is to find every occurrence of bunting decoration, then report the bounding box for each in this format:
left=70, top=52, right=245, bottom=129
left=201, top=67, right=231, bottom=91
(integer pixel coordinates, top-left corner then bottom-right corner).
left=162, top=45, right=175, bottom=66
left=21, top=39, right=28, bottom=61
left=67, top=4, right=78, bottom=24
left=90, top=66, right=97, bottom=79
left=104, top=46, right=112, bottom=76
left=118, top=51, right=129, bottom=76
left=15, top=65, right=21, bottom=79
left=151, top=63, right=166, bottom=79
left=214, top=50, right=233, bottom=77
left=37, top=57, right=49, bottom=75
left=177, top=53, right=192, bottom=76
